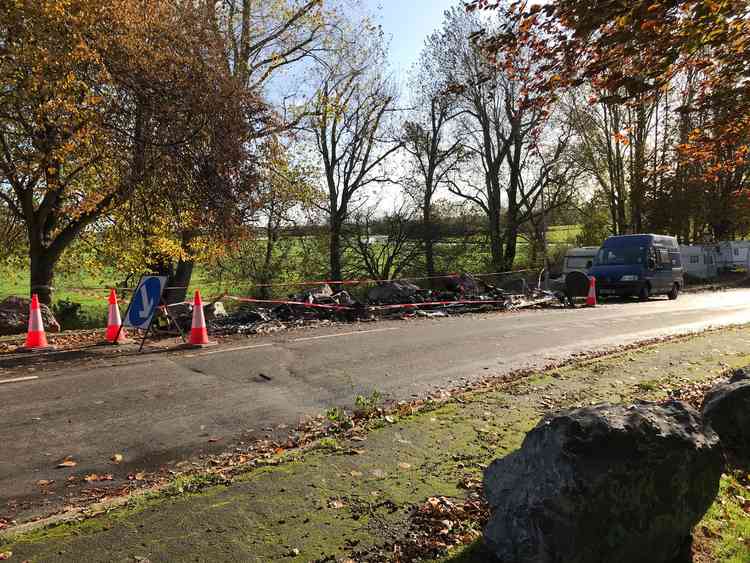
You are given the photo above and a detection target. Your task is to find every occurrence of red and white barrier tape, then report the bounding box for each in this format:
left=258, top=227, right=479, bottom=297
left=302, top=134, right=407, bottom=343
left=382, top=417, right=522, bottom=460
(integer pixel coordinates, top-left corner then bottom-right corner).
left=226, top=296, right=355, bottom=311
left=223, top=295, right=510, bottom=312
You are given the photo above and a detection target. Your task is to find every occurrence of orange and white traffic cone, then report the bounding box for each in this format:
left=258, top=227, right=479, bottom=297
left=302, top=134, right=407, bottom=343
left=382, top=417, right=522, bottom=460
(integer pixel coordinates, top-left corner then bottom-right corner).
left=185, top=290, right=215, bottom=348
left=19, top=294, right=55, bottom=352
left=103, top=289, right=130, bottom=344
left=586, top=276, right=597, bottom=307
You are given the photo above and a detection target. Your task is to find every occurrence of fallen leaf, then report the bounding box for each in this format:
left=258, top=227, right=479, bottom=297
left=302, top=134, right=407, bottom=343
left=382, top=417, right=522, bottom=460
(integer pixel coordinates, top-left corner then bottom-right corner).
left=57, top=458, right=77, bottom=468
left=111, top=454, right=123, bottom=464
left=328, top=499, right=345, bottom=509
left=398, top=462, right=412, bottom=470
left=0, top=551, right=11, bottom=560
left=36, top=479, right=54, bottom=487
left=84, top=473, right=113, bottom=482
left=385, top=415, right=395, bottom=423
left=350, top=470, right=363, bottom=478
left=372, top=469, right=386, bottom=478
left=208, top=437, right=222, bottom=443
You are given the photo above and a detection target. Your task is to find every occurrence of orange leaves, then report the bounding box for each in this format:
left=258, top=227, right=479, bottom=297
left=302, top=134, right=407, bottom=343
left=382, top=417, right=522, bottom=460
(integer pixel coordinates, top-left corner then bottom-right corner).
left=84, top=473, right=113, bottom=482
left=612, top=131, right=630, bottom=146
left=57, top=457, right=77, bottom=468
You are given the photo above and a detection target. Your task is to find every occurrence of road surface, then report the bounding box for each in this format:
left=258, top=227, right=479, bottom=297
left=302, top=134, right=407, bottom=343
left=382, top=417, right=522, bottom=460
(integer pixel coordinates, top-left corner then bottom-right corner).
left=2, top=289, right=750, bottom=521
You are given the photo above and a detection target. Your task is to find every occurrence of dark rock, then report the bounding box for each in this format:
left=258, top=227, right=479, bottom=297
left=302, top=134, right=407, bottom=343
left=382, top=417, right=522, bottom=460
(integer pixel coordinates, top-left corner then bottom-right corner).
left=483, top=401, right=723, bottom=563
left=367, top=281, right=421, bottom=304
left=565, top=270, right=591, bottom=298
left=728, top=367, right=750, bottom=384
left=0, top=296, right=60, bottom=336
left=702, top=369, right=750, bottom=466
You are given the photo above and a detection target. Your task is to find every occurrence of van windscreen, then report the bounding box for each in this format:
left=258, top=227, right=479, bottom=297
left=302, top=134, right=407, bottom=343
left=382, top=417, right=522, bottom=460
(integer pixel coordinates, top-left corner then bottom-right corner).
left=566, top=257, right=591, bottom=269
left=595, top=245, right=646, bottom=266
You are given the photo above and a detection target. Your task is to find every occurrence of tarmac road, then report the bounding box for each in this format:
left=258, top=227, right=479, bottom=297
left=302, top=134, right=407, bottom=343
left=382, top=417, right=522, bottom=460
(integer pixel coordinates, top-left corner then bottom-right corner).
left=2, top=289, right=750, bottom=521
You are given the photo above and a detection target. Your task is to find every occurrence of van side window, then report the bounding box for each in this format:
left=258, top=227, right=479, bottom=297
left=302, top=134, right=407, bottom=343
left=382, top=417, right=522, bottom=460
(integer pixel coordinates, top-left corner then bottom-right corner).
left=658, top=248, right=671, bottom=268
left=690, top=256, right=700, bottom=264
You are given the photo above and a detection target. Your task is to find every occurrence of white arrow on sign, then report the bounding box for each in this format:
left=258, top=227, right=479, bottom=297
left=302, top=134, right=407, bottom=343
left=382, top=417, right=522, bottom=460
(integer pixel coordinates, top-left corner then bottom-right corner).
left=139, top=283, right=154, bottom=319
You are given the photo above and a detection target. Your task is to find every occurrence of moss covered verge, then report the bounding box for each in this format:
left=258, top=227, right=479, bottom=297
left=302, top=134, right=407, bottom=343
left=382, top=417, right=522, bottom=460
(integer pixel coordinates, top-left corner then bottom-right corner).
left=2, top=328, right=750, bottom=562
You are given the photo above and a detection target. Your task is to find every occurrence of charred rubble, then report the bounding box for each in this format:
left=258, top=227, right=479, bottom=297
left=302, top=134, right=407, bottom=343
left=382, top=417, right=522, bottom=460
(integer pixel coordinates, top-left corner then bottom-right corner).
left=206, top=273, right=558, bottom=336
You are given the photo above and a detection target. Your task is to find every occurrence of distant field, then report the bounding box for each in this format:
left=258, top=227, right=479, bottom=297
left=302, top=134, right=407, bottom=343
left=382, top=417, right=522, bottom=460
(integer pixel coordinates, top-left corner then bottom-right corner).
left=0, top=225, right=582, bottom=329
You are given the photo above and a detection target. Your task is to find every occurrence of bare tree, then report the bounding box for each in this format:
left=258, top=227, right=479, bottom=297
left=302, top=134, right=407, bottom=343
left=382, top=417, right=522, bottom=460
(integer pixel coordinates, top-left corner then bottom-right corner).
left=307, top=33, right=402, bottom=280
left=402, top=41, right=466, bottom=277
left=344, top=203, right=420, bottom=280
left=431, top=7, right=574, bottom=271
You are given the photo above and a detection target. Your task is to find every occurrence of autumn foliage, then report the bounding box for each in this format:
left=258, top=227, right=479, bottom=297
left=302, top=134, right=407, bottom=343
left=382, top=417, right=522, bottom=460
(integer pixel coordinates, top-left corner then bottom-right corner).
left=468, top=0, right=750, bottom=185
left=0, top=0, right=274, bottom=303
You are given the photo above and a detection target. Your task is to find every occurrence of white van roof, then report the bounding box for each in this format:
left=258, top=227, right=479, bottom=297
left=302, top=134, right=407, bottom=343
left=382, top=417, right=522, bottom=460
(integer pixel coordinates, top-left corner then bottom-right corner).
left=565, top=246, right=599, bottom=257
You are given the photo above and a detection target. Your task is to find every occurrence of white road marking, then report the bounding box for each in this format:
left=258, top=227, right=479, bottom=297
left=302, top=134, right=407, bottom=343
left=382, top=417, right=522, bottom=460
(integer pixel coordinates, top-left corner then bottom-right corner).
left=291, top=327, right=401, bottom=343
left=0, top=375, right=39, bottom=385
left=186, top=343, right=274, bottom=357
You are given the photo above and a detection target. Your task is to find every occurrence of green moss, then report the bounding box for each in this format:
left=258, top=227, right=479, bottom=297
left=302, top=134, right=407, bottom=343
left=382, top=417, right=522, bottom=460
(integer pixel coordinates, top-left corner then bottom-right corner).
left=699, top=472, right=750, bottom=562
left=6, top=327, right=750, bottom=562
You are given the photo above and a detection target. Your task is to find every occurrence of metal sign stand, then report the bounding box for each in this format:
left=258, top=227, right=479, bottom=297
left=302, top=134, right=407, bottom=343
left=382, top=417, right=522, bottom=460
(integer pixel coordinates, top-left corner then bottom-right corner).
left=119, top=275, right=177, bottom=353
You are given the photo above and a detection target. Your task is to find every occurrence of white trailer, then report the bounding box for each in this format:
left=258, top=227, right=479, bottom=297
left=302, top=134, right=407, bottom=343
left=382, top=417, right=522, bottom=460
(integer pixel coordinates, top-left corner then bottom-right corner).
left=717, top=241, right=750, bottom=272
left=562, top=246, right=599, bottom=275
left=680, top=245, right=719, bottom=279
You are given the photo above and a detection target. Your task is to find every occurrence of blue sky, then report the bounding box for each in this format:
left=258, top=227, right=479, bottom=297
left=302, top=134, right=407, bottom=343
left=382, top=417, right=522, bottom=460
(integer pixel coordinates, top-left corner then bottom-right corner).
left=370, top=0, right=460, bottom=75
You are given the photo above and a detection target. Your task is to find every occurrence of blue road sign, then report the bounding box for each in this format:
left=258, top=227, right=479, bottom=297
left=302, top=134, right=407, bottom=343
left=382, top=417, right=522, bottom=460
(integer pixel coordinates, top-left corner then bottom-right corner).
left=124, top=276, right=167, bottom=330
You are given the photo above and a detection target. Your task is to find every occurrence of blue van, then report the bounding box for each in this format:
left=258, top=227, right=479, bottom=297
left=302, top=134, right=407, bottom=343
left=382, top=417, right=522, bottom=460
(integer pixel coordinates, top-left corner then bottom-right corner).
left=589, top=234, right=684, bottom=300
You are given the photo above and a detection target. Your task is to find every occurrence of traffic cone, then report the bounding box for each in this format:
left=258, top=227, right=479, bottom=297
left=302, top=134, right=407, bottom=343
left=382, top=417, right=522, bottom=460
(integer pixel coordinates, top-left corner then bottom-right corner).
left=103, top=289, right=130, bottom=344
left=19, top=294, right=55, bottom=352
left=586, top=276, right=597, bottom=307
left=185, top=290, right=216, bottom=348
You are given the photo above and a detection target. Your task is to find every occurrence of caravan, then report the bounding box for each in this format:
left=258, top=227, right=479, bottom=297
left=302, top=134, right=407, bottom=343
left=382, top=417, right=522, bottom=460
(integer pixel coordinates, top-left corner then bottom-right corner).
left=680, top=245, right=719, bottom=280
left=717, top=241, right=750, bottom=272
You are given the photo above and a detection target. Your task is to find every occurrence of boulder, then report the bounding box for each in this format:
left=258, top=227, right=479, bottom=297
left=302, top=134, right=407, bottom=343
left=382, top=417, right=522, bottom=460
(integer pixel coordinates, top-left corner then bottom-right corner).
left=565, top=270, right=591, bottom=298
left=0, top=296, right=60, bottom=336
left=702, top=368, right=750, bottom=466
left=367, top=281, right=421, bottom=304
left=483, top=401, right=723, bottom=563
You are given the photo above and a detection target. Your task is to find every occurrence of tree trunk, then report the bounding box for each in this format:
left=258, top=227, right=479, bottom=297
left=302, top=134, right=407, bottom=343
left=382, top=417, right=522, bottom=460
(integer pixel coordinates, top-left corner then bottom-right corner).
left=423, top=204, right=435, bottom=277
left=29, top=249, right=56, bottom=306
left=259, top=214, right=278, bottom=299
left=503, top=223, right=519, bottom=272
left=488, top=211, right=504, bottom=272
left=329, top=215, right=343, bottom=281
left=165, top=259, right=194, bottom=304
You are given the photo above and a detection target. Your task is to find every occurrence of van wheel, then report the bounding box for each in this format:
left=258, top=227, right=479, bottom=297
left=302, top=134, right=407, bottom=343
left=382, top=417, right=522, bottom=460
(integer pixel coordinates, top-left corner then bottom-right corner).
left=639, top=285, right=650, bottom=301
left=668, top=283, right=680, bottom=300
